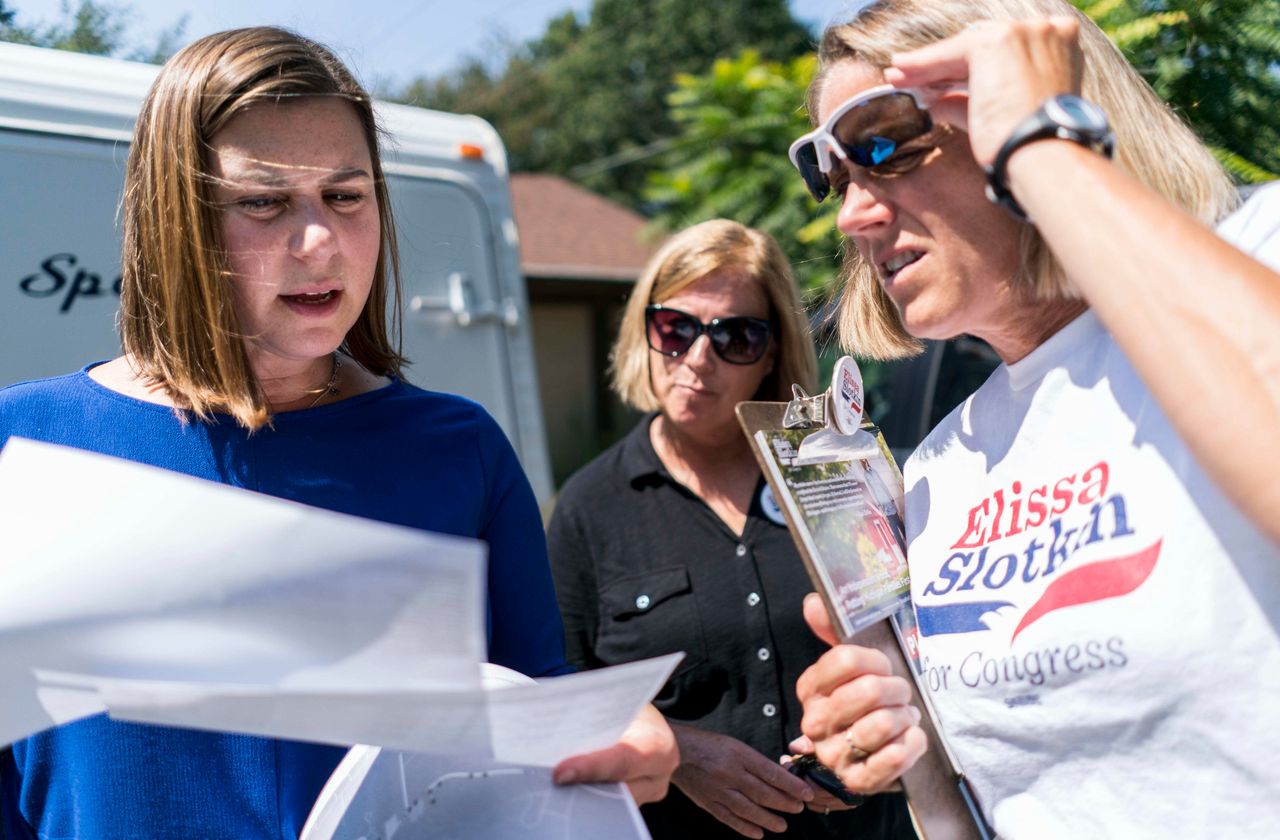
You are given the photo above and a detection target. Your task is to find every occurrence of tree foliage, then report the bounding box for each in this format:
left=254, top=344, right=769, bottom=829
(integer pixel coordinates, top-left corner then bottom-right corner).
left=1071, top=0, right=1280, bottom=182
left=645, top=1, right=1280, bottom=303
left=397, top=0, right=812, bottom=206
left=0, top=0, right=186, bottom=64
left=645, top=51, right=841, bottom=296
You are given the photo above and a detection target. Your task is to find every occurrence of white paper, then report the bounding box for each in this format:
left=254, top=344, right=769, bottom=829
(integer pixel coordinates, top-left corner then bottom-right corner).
left=301, top=747, right=651, bottom=840
left=79, top=654, right=682, bottom=766
left=491, top=655, right=681, bottom=765
left=1, top=437, right=677, bottom=840
left=0, top=438, right=485, bottom=746
left=300, top=666, right=653, bottom=840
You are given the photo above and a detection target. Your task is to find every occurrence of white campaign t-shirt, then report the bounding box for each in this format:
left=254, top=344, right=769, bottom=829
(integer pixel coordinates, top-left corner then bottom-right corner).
left=903, top=183, right=1280, bottom=839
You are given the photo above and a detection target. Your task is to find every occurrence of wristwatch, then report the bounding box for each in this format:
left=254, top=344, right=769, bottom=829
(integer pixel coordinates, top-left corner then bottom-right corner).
left=985, top=93, right=1115, bottom=223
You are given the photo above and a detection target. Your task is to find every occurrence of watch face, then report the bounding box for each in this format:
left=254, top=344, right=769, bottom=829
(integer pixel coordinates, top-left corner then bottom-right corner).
left=1046, top=94, right=1109, bottom=132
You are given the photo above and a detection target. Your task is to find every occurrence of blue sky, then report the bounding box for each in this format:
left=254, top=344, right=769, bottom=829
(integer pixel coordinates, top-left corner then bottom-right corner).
left=8, top=0, right=866, bottom=90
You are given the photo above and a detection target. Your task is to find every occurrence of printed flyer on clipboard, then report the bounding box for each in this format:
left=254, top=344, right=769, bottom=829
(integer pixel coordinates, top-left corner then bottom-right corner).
left=753, top=425, right=911, bottom=639
left=736, top=357, right=992, bottom=840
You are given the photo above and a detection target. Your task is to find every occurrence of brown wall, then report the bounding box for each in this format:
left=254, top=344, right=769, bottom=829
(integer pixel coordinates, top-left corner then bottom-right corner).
left=528, top=278, right=640, bottom=489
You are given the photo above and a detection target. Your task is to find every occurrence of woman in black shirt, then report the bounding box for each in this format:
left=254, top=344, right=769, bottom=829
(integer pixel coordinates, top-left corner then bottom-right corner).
left=548, top=219, right=914, bottom=839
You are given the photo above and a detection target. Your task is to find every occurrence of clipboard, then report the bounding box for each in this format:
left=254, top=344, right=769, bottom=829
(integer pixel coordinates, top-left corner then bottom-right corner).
left=736, top=391, right=992, bottom=840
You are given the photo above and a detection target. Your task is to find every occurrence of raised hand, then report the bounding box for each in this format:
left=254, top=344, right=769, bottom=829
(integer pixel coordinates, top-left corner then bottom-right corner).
left=886, top=16, right=1085, bottom=167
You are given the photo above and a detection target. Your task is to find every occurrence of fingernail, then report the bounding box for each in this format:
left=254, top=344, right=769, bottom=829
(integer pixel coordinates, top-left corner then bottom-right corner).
left=554, top=768, right=576, bottom=785
left=800, top=787, right=814, bottom=801
left=911, top=705, right=923, bottom=723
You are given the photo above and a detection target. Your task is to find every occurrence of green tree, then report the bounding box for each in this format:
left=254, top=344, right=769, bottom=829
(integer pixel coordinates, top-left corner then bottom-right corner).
left=643, top=3, right=1280, bottom=399
left=0, top=0, right=186, bottom=64
left=1072, top=0, right=1280, bottom=182
left=646, top=2, right=1280, bottom=300
left=644, top=50, right=841, bottom=296
left=398, top=0, right=812, bottom=205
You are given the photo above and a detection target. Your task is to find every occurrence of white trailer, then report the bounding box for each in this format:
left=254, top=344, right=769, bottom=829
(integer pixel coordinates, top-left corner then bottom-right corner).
left=0, top=42, right=553, bottom=503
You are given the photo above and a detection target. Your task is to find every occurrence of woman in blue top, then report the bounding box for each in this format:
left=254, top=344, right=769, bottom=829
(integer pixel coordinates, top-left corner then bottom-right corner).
left=0, top=26, right=675, bottom=839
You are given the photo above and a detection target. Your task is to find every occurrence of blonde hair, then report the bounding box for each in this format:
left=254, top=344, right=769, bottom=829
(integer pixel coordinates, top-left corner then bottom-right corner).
left=809, top=0, right=1239, bottom=359
left=120, top=26, right=404, bottom=429
left=612, top=219, right=818, bottom=410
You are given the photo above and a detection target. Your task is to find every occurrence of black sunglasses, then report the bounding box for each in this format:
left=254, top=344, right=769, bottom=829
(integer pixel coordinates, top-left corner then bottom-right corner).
left=788, top=86, right=934, bottom=202
left=645, top=305, right=773, bottom=365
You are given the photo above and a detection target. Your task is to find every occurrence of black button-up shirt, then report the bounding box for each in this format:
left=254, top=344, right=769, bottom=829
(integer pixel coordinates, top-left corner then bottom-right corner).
left=548, top=416, right=913, bottom=839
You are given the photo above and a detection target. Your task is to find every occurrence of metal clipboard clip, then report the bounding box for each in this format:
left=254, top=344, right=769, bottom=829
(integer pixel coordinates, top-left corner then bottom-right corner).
left=783, top=383, right=829, bottom=429
left=784, top=357, right=881, bottom=464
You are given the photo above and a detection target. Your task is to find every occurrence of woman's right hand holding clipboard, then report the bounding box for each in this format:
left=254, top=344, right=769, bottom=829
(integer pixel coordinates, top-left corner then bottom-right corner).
left=793, top=593, right=928, bottom=795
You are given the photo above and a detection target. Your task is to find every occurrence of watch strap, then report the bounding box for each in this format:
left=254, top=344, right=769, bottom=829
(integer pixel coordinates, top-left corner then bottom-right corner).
left=985, top=97, right=1116, bottom=223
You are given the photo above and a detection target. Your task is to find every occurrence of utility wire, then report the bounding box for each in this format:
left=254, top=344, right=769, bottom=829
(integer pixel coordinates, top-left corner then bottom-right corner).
left=364, top=0, right=442, bottom=53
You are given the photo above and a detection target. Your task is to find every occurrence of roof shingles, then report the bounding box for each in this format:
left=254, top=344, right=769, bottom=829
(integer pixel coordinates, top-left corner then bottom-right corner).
left=509, top=173, right=659, bottom=281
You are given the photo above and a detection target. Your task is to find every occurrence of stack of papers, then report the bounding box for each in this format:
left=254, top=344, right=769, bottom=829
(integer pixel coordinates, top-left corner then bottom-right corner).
left=0, top=438, right=679, bottom=838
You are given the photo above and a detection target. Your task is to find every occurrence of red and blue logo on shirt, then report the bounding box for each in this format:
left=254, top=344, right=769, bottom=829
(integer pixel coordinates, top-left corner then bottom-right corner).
left=915, top=460, right=1160, bottom=640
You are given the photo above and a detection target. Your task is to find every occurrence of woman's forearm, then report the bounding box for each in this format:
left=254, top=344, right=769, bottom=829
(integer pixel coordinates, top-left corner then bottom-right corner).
left=1010, top=141, right=1280, bottom=542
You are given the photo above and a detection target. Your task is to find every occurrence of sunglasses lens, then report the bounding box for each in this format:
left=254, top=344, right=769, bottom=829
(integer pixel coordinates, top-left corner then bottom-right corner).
left=835, top=93, right=931, bottom=170
left=709, top=317, right=771, bottom=365
left=646, top=308, right=699, bottom=356
left=793, top=142, right=830, bottom=203
left=848, top=135, right=901, bottom=167
left=646, top=307, right=771, bottom=364
left=791, top=91, right=934, bottom=201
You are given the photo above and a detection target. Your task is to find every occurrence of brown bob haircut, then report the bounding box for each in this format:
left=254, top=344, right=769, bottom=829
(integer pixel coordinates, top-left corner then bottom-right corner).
left=611, top=219, right=817, bottom=411
left=808, top=0, right=1238, bottom=359
left=119, top=26, right=403, bottom=429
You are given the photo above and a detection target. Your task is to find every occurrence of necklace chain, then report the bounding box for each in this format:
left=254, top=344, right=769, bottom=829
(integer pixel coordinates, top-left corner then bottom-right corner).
left=307, top=352, right=341, bottom=409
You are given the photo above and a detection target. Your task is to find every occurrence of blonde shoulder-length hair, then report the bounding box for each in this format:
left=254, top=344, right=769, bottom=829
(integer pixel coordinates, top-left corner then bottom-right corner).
left=120, top=26, right=403, bottom=429
left=809, top=0, right=1239, bottom=359
left=612, top=219, right=817, bottom=411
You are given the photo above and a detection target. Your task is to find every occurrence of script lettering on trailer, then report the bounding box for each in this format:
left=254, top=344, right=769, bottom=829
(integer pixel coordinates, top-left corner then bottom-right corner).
left=18, top=253, right=122, bottom=313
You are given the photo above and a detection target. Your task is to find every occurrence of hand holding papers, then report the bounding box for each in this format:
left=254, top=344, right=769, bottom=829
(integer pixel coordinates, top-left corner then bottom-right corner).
left=300, top=665, right=654, bottom=840
left=0, top=438, right=678, bottom=837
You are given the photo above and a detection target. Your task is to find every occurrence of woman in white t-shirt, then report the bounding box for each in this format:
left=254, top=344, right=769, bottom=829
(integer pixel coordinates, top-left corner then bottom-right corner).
left=784, top=0, right=1280, bottom=836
